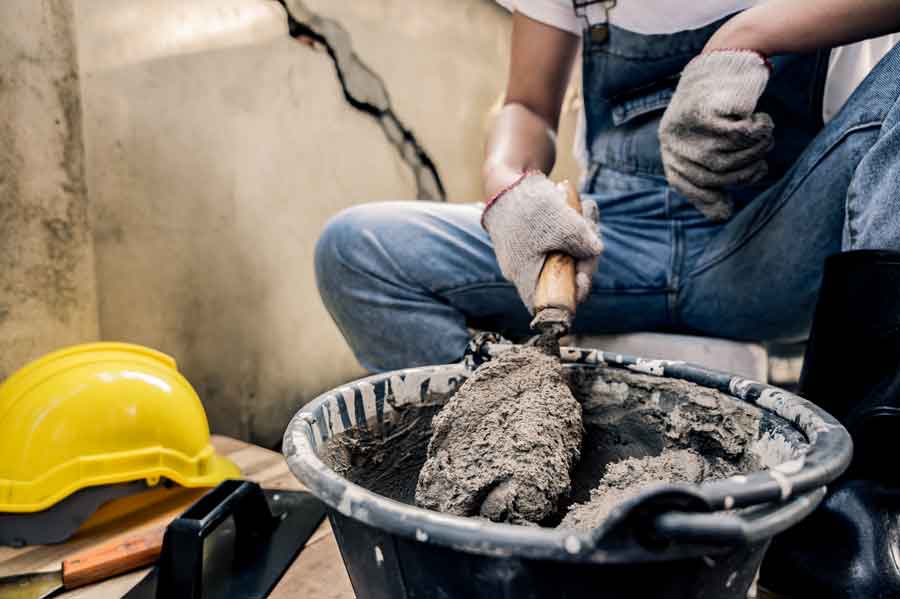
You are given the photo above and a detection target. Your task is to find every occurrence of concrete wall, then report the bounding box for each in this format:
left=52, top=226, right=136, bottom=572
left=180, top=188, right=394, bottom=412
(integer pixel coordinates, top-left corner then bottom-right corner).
left=0, top=0, right=580, bottom=446
left=75, top=0, right=555, bottom=446
left=0, top=0, right=99, bottom=378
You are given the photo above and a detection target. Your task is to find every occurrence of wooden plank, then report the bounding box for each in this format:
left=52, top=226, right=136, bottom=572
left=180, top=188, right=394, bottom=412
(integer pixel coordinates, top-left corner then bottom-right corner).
left=0, top=487, right=206, bottom=576
left=272, top=533, right=355, bottom=599
left=208, top=434, right=247, bottom=455
left=0, top=435, right=350, bottom=598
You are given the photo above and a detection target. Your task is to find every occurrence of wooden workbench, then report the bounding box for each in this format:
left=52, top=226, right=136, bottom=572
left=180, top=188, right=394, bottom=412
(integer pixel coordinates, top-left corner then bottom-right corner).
left=0, top=436, right=355, bottom=598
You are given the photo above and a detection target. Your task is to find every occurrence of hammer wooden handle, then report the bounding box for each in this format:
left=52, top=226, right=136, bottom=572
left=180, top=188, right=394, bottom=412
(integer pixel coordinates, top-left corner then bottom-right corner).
left=532, top=180, right=581, bottom=315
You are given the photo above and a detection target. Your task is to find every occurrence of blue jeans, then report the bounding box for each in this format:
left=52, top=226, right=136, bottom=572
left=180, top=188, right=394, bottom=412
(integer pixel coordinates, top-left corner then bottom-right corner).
left=315, top=44, right=900, bottom=373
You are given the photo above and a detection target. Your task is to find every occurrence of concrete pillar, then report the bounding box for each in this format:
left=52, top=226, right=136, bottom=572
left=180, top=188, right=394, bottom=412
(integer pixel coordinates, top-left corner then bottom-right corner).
left=0, top=0, right=99, bottom=377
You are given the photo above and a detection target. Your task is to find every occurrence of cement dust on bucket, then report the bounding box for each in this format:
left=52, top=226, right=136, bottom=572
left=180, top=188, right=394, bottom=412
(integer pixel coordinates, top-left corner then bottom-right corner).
left=415, top=181, right=587, bottom=525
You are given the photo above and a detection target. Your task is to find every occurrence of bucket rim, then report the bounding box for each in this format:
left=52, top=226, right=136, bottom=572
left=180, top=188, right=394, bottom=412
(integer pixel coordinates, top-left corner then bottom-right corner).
left=283, top=345, right=852, bottom=560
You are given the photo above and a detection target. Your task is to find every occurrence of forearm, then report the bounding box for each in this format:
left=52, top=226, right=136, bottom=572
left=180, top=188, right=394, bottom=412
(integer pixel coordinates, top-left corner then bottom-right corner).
left=481, top=12, right=578, bottom=200
left=706, top=0, right=900, bottom=55
left=482, top=102, right=557, bottom=199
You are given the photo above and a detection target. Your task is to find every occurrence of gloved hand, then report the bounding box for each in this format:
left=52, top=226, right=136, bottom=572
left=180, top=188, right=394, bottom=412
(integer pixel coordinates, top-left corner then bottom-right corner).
left=482, top=171, right=603, bottom=313
left=659, top=50, right=774, bottom=221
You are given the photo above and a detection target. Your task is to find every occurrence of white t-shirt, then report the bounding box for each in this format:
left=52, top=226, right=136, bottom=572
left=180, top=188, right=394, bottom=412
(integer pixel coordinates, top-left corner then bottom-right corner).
left=497, top=0, right=899, bottom=124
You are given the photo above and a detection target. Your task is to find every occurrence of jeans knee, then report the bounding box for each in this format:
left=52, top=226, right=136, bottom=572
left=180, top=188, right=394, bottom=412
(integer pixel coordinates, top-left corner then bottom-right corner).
left=314, top=202, right=403, bottom=300
left=315, top=205, right=361, bottom=297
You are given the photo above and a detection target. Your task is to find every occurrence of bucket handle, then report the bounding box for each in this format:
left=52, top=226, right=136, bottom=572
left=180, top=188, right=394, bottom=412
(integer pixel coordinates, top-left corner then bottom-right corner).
left=593, top=484, right=827, bottom=549
left=652, top=489, right=821, bottom=546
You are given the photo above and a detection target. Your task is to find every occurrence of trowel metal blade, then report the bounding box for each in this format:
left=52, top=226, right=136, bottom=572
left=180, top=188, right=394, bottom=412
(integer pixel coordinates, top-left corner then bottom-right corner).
left=528, top=307, right=571, bottom=356
left=525, top=332, right=562, bottom=357
left=0, top=570, right=63, bottom=599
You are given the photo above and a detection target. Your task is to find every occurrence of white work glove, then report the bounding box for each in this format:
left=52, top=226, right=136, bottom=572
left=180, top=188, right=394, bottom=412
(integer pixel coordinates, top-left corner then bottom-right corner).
left=482, top=172, right=603, bottom=313
left=659, top=50, right=774, bottom=221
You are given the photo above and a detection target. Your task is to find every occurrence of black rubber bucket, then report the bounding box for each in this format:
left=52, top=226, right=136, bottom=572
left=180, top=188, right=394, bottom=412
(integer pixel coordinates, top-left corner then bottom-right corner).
left=284, top=340, right=852, bottom=599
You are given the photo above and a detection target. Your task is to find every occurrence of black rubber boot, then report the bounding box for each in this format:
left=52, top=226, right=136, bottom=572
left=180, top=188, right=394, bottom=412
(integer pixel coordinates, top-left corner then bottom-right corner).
left=760, top=249, right=900, bottom=598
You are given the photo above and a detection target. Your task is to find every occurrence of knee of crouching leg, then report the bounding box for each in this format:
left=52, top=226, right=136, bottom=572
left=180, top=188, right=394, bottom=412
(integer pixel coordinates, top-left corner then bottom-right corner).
left=315, top=203, right=390, bottom=293
left=316, top=206, right=357, bottom=290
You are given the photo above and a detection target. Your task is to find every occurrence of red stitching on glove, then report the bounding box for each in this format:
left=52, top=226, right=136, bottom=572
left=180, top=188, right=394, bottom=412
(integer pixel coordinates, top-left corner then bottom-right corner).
left=480, top=170, right=540, bottom=229
left=706, top=48, right=773, bottom=72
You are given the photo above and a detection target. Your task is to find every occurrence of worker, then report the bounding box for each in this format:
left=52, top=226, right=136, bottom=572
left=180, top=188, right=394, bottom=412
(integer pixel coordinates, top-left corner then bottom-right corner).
left=315, top=1, right=900, bottom=374
left=314, top=4, right=900, bottom=594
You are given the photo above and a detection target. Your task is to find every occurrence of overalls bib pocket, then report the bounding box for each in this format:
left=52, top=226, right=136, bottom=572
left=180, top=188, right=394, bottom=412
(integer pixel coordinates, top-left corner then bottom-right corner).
left=581, top=20, right=725, bottom=184
left=610, top=88, right=674, bottom=127
left=578, top=9, right=828, bottom=205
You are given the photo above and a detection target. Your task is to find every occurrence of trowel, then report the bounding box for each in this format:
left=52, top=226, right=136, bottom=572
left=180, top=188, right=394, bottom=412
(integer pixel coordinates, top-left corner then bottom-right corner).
left=528, top=179, right=584, bottom=355
left=416, top=180, right=589, bottom=523
left=0, top=518, right=170, bottom=599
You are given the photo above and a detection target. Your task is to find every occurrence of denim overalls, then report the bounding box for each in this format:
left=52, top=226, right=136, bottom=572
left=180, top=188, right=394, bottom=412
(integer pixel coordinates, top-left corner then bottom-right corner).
left=315, top=7, right=900, bottom=372
left=575, top=4, right=831, bottom=333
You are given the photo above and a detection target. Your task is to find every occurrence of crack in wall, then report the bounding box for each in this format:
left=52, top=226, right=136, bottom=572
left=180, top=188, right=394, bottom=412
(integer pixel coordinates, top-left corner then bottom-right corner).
left=276, top=0, right=446, bottom=201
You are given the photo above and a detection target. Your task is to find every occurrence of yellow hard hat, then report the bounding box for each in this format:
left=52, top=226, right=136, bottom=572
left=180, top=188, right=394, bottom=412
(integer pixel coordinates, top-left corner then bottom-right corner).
left=0, top=342, right=240, bottom=513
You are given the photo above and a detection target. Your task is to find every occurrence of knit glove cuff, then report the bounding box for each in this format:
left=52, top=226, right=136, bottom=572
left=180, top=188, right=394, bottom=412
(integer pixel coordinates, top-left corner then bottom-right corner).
left=483, top=172, right=603, bottom=312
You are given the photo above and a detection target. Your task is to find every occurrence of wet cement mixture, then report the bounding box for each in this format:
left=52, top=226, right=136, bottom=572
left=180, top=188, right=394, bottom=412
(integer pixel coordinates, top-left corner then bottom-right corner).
left=415, top=346, right=582, bottom=524
left=560, top=448, right=744, bottom=531
left=320, top=353, right=763, bottom=530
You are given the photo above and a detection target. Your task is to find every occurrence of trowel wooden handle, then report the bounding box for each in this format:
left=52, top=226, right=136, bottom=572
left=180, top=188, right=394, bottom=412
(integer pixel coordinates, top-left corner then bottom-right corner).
left=533, top=180, right=581, bottom=315
left=61, top=520, right=167, bottom=589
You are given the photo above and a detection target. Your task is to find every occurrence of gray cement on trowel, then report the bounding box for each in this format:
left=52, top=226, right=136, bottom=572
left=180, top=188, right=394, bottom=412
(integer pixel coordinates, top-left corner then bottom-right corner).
left=415, top=346, right=583, bottom=524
